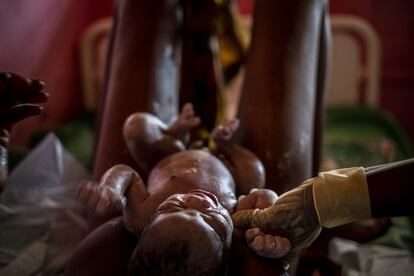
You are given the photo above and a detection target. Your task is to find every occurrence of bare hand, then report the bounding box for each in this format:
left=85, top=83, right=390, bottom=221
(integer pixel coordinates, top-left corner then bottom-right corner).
left=245, top=227, right=291, bottom=258
left=78, top=180, right=126, bottom=217
left=232, top=183, right=321, bottom=265
left=0, top=72, right=48, bottom=147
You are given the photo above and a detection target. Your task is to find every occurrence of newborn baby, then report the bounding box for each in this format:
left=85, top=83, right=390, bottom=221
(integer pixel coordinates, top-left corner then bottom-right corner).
left=79, top=104, right=290, bottom=275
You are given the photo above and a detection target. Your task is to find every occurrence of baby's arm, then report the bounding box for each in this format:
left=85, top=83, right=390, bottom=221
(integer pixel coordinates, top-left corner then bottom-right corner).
left=79, top=164, right=149, bottom=217
left=235, top=189, right=291, bottom=259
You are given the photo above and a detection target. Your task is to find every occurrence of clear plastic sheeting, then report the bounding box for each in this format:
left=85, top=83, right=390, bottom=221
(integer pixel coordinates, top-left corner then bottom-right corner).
left=0, top=133, right=89, bottom=276
left=329, top=237, right=414, bottom=276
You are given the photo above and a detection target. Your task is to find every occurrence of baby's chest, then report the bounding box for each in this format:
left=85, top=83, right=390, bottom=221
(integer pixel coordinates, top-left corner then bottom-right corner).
left=147, top=166, right=234, bottom=194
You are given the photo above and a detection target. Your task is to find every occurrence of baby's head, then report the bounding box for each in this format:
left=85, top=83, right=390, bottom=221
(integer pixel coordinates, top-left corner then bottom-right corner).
left=129, top=190, right=233, bottom=275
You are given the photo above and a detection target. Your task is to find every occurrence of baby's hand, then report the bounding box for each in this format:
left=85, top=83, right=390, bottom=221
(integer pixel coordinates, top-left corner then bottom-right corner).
left=78, top=181, right=126, bottom=217
left=235, top=189, right=290, bottom=259
left=246, top=228, right=291, bottom=259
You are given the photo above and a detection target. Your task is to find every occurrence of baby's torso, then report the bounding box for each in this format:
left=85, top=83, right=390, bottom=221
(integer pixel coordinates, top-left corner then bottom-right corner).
left=147, top=149, right=237, bottom=211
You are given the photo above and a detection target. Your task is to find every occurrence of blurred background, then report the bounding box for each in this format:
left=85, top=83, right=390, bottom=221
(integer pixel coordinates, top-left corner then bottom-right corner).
left=1, top=1, right=414, bottom=274
left=1, top=0, right=413, bottom=163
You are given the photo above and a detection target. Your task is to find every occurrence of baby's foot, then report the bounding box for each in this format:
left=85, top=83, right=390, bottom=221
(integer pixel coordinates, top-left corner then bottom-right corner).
left=211, top=118, right=240, bottom=142
left=166, top=103, right=201, bottom=140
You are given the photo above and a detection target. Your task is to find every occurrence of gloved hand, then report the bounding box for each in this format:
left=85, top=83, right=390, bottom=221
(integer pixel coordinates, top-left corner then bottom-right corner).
left=232, top=182, right=321, bottom=265
left=236, top=189, right=291, bottom=259
left=232, top=167, right=370, bottom=265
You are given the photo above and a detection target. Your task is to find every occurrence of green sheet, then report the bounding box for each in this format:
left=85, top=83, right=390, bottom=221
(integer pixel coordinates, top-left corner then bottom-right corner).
left=322, top=106, right=414, bottom=253
left=322, top=106, right=413, bottom=169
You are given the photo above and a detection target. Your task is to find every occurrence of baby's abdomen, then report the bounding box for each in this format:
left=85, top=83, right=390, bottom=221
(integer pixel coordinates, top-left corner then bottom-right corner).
left=148, top=150, right=237, bottom=211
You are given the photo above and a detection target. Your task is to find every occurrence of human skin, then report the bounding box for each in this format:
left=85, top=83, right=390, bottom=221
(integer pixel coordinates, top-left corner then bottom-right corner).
left=92, top=0, right=183, bottom=179
left=0, top=72, right=48, bottom=193
left=236, top=0, right=329, bottom=195
left=231, top=158, right=414, bottom=267
left=77, top=104, right=290, bottom=274
left=70, top=0, right=330, bottom=272
left=78, top=151, right=236, bottom=275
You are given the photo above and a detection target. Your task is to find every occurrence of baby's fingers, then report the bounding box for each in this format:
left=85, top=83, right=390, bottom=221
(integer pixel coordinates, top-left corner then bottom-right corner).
left=78, top=181, right=94, bottom=202
left=246, top=228, right=291, bottom=259
left=261, top=235, right=290, bottom=258
left=181, top=103, right=195, bottom=118
left=108, top=191, right=126, bottom=209
left=0, top=73, right=47, bottom=104
left=99, top=187, right=126, bottom=210
left=245, top=227, right=264, bottom=243
left=78, top=181, right=101, bottom=212
left=6, top=104, right=43, bottom=124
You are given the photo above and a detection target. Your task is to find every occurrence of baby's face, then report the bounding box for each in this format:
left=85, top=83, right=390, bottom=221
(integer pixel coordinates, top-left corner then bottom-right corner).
left=156, top=189, right=233, bottom=244
left=134, top=190, right=233, bottom=274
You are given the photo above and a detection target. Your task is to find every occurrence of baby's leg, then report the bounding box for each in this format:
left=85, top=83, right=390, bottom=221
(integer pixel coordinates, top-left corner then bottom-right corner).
left=123, top=103, right=200, bottom=175
left=212, top=119, right=265, bottom=196
left=236, top=0, right=329, bottom=194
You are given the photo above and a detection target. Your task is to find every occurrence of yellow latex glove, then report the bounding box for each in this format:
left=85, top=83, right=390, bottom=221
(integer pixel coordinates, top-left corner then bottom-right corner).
left=232, top=167, right=371, bottom=265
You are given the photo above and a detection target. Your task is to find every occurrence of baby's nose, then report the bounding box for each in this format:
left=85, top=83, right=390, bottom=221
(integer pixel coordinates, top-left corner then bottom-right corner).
left=183, top=194, right=212, bottom=209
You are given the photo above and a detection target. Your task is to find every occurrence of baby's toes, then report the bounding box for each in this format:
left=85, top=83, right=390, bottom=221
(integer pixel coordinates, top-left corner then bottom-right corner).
left=187, top=115, right=201, bottom=127
left=181, top=103, right=195, bottom=118
left=227, top=118, right=240, bottom=132
left=249, top=235, right=265, bottom=253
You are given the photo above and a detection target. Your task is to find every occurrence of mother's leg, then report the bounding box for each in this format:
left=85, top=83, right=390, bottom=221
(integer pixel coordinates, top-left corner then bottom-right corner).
left=93, top=0, right=183, bottom=180
left=237, top=0, right=329, bottom=195
left=64, top=217, right=138, bottom=276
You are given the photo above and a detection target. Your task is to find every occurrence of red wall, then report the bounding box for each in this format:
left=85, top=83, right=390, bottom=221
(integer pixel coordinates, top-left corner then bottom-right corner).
left=330, top=0, right=414, bottom=146
left=238, top=0, right=414, bottom=144
left=3, top=0, right=414, bottom=147
left=0, top=0, right=114, bottom=147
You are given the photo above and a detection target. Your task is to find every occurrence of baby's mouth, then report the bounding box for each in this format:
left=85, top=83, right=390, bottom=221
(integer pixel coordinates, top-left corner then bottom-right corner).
left=187, top=189, right=219, bottom=204
left=184, top=190, right=232, bottom=224
left=182, top=190, right=219, bottom=210
left=158, top=190, right=231, bottom=225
